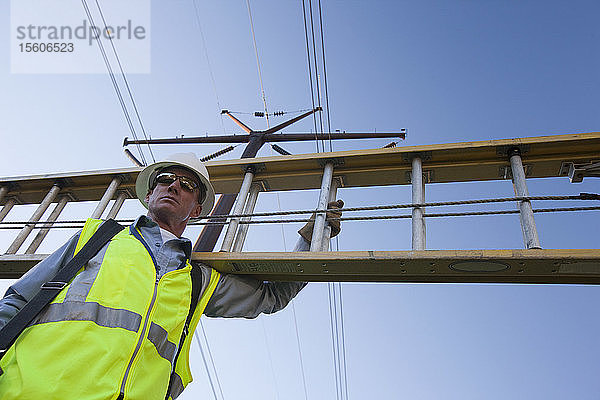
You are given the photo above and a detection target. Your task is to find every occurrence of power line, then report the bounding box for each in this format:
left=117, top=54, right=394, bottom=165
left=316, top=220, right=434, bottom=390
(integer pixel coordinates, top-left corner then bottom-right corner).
left=243, top=0, right=290, bottom=262
left=191, top=0, right=227, bottom=135
left=80, top=0, right=148, bottom=166
left=307, top=0, right=326, bottom=154
left=261, top=318, right=281, bottom=400
left=308, top=0, right=324, bottom=137
left=93, top=0, right=155, bottom=163
left=328, top=238, right=348, bottom=400
left=328, top=283, right=342, bottom=400
left=291, top=301, right=309, bottom=400
left=246, top=0, right=270, bottom=129
left=195, top=321, right=225, bottom=400
left=336, top=283, right=349, bottom=400
left=332, top=236, right=348, bottom=399
left=301, top=0, right=320, bottom=152
left=317, top=0, right=333, bottom=152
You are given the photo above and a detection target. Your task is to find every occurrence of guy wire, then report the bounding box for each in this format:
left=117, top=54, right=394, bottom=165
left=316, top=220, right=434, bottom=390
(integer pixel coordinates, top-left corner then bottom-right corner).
left=336, top=282, right=349, bottom=400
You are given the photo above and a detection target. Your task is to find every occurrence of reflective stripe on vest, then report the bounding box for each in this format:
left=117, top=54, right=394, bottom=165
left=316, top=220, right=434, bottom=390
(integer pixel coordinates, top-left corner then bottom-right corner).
left=168, top=266, right=220, bottom=400
left=0, top=218, right=221, bottom=400
left=29, top=301, right=142, bottom=332
left=169, top=373, right=185, bottom=399
left=148, top=322, right=178, bottom=364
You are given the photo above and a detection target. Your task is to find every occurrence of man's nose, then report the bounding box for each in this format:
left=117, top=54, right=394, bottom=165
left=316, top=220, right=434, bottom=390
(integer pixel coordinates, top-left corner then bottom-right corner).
left=167, top=179, right=181, bottom=193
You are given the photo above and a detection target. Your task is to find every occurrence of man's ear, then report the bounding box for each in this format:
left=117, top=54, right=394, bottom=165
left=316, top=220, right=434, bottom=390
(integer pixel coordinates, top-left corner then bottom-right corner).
left=145, top=189, right=153, bottom=203
left=189, top=204, right=202, bottom=219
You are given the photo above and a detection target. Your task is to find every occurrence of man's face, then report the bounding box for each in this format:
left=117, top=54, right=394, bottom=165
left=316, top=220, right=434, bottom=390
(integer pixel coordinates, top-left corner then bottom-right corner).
left=145, top=167, right=203, bottom=225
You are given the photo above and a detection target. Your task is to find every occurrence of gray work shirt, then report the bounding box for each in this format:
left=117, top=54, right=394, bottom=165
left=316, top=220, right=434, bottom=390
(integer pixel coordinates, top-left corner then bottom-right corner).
left=0, top=215, right=308, bottom=328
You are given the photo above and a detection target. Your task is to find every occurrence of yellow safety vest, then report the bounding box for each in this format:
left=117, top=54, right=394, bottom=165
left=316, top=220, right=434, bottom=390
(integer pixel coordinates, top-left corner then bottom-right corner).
left=0, top=218, right=220, bottom=400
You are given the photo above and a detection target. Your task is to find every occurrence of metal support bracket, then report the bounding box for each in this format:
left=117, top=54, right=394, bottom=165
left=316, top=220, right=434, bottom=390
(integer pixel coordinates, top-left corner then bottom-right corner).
left=53, top=178, right=71, bottom=188
left=500, top=164, right=532, bottom=180
left=58, top=192, right=78, bottom=202
left=2, top=196, right=23, bottom=206
left=402, top=152, right=432, bottom=163
left=563, top=161, right=600, bottom=183
left=332, top=176, right=345, bottom=188
left=496, top=144, right=530, bottom=158
left=240, top=163, right=265, bottom=174
left=252, top=180, right=269, bottom=192
left=406, top=170, right=434, bottom=184
left=318, top=158, right=344, bottom=168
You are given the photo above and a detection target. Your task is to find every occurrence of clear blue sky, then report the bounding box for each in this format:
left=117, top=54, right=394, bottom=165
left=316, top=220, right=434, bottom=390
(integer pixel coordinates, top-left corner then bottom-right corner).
left=1, top=1, right=599, bottom=399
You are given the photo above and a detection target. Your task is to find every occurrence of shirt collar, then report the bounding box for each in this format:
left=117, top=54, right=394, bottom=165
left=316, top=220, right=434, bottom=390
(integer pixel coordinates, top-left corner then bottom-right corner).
left=132, top=215, right=193, bottom=258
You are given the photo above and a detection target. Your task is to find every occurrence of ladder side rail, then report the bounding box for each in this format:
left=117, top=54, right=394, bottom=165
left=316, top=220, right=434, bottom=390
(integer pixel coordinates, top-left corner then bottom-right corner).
left=105, top=191, right=129, bottom=220
left=25, top=195, right=70, bottom=254
left=232, top=182, right=262, bottom=252
left=321, top=178, right=341, bottom=251
left=90, top=176, right=122, bottom=219
left=411, top=156, right=426, bottom=250
left=509, top=148, right=541, bottom=249
left=310, top=162, right=335, bottom=252
left=5, top=184, right=61, bottom=254
left=0, top=198, right=17, bottom=223
left=220, top=168, right=255, bottom=252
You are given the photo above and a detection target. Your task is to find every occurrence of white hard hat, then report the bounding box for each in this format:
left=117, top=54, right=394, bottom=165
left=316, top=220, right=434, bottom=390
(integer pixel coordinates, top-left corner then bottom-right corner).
left=135, top=153, right=216, bottom=218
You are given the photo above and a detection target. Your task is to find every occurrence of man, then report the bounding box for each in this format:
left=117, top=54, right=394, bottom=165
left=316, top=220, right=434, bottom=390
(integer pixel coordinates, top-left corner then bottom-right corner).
left=0, top=153, right=341, bottom=399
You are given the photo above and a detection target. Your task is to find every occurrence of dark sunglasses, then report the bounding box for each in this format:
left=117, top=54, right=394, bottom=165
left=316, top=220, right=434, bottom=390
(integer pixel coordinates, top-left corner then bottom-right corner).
left=154, top=172, right=200, bottom=192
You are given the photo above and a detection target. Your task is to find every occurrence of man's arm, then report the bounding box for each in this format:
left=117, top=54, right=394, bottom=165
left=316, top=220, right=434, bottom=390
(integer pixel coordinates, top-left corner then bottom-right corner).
left=202, top=236, right=309, bottom=318
left=202, top=200, right=342, bottom=318
left=0, top=233, right=80, bottom=329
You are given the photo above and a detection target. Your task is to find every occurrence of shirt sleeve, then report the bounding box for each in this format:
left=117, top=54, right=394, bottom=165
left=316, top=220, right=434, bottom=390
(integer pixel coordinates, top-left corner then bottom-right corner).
left=202, top=236, right=310, bottom=318
left=0, top=233, right=80, bottom=329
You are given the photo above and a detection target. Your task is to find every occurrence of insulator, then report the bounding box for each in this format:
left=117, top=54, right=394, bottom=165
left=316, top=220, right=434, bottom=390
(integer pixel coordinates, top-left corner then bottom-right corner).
left=200, top=146, right=235, bottom=162
left=271, top=144, right=292, bottom=156
left=273, top=111, right=284, bottom=116
left=383, top=142, right=397, bottom=149
left=254, top=112, right=265, bottom=117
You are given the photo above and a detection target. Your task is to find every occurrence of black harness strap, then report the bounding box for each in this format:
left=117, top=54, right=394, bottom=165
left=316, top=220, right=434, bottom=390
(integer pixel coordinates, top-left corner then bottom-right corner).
left=165, top=263, right=203, bottom=399
left=0, top=219, right=124, bottom=360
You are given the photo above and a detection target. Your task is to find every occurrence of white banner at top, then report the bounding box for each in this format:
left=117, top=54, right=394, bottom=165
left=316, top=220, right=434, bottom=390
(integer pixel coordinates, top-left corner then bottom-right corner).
left=10, top=0, right=151, bottom=74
